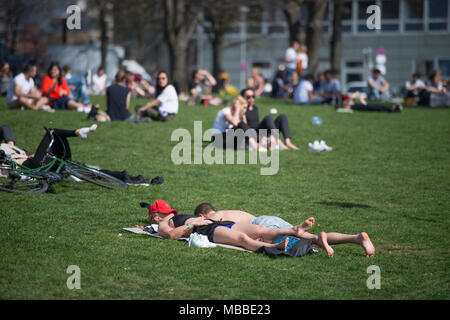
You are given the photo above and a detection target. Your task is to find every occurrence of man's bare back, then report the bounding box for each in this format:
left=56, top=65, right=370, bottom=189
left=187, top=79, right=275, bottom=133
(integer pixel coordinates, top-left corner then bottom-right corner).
left=207, top=210, right=256, bottom=224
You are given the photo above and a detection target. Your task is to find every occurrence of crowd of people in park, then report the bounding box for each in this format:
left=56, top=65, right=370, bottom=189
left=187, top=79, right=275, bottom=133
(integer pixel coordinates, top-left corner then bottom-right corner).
left=1, top=40, right=449, bottom=126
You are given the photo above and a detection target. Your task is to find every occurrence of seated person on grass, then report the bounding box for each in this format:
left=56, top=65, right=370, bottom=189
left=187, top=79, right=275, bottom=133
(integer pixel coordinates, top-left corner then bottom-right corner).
left=193, top=202, right=375, bottom=258
left=336, top=91, right=402, bottom=113
left=293, top=74, right=324, bottom=105
left=188, top=69, right=223, bottom=106
left=135, top=71, right=179, bottom=122
left=42, top=62, right=92, bottom=113
left=105, top=70, right=132, bottom=121
left=6, top=62, right=49, bottom=111
left=367, top=68, right=390, bottom=101
left=240, top=88, right=298, bottom=150
left=147, top=200, right=315, bottom=252
left=211, top=95, right=262, bottom=151
left=0, top=125, right=151, bottom=185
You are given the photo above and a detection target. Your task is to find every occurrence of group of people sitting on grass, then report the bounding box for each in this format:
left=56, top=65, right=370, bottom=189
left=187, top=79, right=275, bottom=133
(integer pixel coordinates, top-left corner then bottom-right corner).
left=144, top=200, right=375, bottom=258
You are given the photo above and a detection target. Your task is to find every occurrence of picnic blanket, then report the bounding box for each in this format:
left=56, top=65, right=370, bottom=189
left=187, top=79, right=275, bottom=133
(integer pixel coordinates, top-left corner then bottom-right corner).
left=123, top=226, right=252, bottom=252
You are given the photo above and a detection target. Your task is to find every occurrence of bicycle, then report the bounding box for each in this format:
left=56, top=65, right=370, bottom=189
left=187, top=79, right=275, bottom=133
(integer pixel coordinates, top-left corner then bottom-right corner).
left=0, top=127, right=128, bottom=193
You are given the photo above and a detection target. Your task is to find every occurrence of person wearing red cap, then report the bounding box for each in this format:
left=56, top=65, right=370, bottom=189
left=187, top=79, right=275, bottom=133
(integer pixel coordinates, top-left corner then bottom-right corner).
left=193, top=203, right=375, bottom=258
left=146, top=200, right=315, bottom=252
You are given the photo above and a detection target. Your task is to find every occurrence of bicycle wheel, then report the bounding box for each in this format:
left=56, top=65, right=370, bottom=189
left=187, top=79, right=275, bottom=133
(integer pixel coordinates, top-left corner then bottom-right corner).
left=65, top=162, right=128, bottom=190
left=0, top=168, right=49, bottom=194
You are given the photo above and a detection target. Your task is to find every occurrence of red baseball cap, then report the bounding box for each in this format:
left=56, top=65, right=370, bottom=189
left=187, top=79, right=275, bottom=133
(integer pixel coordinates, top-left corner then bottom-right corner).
left=148, top=200, right=178, bottom=215
left=342, top=94, right=350, bottom=100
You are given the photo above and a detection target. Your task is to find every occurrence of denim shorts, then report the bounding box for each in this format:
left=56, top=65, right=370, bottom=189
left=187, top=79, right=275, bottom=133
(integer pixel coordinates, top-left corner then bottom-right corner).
left=250, top=216, right=293, bottom=229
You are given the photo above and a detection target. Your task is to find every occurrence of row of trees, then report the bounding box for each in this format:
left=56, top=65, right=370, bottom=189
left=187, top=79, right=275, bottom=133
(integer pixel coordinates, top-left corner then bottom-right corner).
left=2, top=0, right=346, bottom=91
left=111, top=0, right=346, bottom=91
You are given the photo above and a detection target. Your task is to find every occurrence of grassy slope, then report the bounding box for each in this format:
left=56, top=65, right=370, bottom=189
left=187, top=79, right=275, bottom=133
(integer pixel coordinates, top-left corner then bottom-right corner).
left=0, top=96, right=449, bottom=299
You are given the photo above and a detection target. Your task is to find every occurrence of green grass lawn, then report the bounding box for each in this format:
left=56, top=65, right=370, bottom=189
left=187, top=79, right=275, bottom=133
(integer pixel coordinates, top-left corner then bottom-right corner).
left=0, top=95, right=449, bottom=300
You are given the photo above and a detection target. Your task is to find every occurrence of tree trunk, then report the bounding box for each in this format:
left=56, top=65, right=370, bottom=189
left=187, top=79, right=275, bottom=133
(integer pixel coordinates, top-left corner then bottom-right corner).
left=163, top=0, right=200, bottom=92
left=282, top=0, right=304, bottom=45
left=331, top=0, right=344, bottom=78
left=211, top=33, right=224, bottom=88
left=305, top=0, right=327, bottom=76
left=99, top=4, right=108, bottom=69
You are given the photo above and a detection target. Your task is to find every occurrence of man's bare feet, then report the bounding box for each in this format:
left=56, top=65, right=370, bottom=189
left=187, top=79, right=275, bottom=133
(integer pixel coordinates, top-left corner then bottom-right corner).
left=358, top=232, right=375, bottom=258
left=294, top=217, right=315, bottom=237
left=317, top=232, right=334, bottom=257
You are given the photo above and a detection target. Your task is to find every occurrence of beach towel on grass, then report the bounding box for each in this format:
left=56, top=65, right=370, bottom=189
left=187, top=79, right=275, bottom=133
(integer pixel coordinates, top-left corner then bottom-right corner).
left=123, top=226, right=252, bottom=252
left=123, top=226, right=317, bottom=258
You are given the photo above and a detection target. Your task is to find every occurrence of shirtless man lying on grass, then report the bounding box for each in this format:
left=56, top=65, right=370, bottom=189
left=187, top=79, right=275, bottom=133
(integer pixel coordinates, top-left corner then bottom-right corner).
left=146, top=200, right=315, bottom=252
left=193, top=203, right=375, bottom=258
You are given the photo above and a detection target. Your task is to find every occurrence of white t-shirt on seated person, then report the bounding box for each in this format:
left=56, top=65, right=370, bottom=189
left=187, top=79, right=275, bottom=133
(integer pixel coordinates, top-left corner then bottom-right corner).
left=212, top=107, right=233, bottom=135
left=294, top=80, right=313, bottom=104
left=6, top=73, right=34, bottom=103
left=157, top=84, right=179, bottom=115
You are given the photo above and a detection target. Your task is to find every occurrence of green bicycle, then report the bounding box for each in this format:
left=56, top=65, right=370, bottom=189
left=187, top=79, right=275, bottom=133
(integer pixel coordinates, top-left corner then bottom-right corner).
left=0, top=128, right=128, bottom=194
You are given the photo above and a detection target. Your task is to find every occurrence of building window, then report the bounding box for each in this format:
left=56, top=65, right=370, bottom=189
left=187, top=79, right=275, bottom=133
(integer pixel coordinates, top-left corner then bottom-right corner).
left=358, top=0, right=377, bottom=20
left=381, top=0, right=400, bottom=19
left=343, top=1, right=353, bottom=20
left=404, top=0, right=423, bottom=19
left=438, top=59, right=450, bottom=78
left=429, top=0, right=448, bottom=18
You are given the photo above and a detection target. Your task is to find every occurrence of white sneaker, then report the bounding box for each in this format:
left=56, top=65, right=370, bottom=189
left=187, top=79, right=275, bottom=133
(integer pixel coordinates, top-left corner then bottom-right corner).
left=319, top=140, right=333, bottom=151
left=40, top=104, right=55, bottom=113
left=188, top=233, right=216, bottom=248
left=308, top=142, right=322, bottom=152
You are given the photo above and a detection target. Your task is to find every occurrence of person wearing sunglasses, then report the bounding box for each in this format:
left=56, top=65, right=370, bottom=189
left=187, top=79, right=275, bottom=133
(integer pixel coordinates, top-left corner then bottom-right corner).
left=136, top=71, right=179, bottom=122
left=239, top=88, right=299, bottom=150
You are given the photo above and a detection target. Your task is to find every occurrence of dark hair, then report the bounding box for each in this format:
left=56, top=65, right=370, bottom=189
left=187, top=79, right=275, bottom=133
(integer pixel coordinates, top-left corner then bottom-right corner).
left=304, top=74, right=314, bottom=81
left=324, top=69, right=335, bottom=76
left=24, top=62, right=37, bottom=74
left=194, top=203, right=215, bottom=216
left=155, top=71, right=170, bottom=96
left=373, top=68, right=381, bottom=74
left=62, top=65, right=71, bottom=74
left=429, top=70, right=440, bottom=81
left=240, top=87, right=254, bottom=97
left=48, top=61, right=63, bottom=85
left=412, top=73, right=421, bottom=78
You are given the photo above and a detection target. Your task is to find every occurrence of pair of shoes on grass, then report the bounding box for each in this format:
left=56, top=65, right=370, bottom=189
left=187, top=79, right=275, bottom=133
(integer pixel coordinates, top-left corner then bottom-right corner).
left=308, top=140, right=333, bottom=152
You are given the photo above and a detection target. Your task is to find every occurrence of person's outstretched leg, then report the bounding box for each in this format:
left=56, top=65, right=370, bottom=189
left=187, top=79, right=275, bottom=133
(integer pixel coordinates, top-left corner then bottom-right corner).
left=0, top=125, right=15, bottom=145
left=274, top=114, right=298, bottom=150
left=301, top=231, right=375, bottom=258
left=232, top=217, right=315, bottom=242
left=212, top=227, right=289, bottom=251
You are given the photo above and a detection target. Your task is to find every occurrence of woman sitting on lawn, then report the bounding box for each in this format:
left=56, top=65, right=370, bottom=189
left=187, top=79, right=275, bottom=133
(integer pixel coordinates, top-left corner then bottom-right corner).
left=211, top=96, right=263, bottom=151
left=42, top=62, right=92, bottom=113
left=135, top=71, right=179, bottom=122
left=146, top=200, right=315, bottom=252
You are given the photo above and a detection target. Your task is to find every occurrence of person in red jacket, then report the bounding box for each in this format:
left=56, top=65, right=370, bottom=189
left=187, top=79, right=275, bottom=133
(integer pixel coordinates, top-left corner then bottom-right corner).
left=41, top=62, right=92, bottom=113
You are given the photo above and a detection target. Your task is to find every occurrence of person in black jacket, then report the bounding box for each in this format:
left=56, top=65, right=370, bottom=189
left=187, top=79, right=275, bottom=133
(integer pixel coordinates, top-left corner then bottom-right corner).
left=239, top=88, right=299, bottom=150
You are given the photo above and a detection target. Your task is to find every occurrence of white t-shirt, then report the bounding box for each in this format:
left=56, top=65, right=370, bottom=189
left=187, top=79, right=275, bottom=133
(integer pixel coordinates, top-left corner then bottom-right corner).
left=294, top=80, right=313, bottom=104
left=297, top=52, right=308, bottom=70
left=157, top=84, right=179, bottom=114
left=405, top=79, right=425, bottom=95
left=92, top=73, right=108, bottom=94
left=212, top=107, right=233, bottom=134
left=285, top=47, right=297, bottom=70
left=6, top=73, right=34, bottom=103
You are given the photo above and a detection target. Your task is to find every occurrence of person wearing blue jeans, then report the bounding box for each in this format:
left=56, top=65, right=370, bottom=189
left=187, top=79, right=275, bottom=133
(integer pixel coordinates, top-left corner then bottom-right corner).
left=63, top=65, right=90, bottom=105
left=194, top=202, right=375, bottom=258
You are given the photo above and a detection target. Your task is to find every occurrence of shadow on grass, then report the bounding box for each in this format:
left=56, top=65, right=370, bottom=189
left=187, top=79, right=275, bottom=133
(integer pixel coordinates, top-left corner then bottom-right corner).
left=318, top=201, right=372, bottom=209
